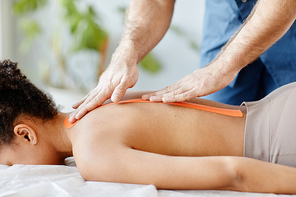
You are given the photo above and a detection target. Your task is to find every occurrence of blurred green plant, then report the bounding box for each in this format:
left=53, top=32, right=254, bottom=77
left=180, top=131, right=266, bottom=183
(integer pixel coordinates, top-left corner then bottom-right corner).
left=13, top=0, right=161, bottom=85
left=140, top=53, right=161, bottom=74
left=169, top=25, right=200, bottom=52
left=12, top=0, right=110, bottom=89
left=60, top=0, right=108, bottom=53
left=12, top=0, right=47, bottom=14
left=13, top=0, right=108, bottom=55
left=12, top=0, right=45, bottom=52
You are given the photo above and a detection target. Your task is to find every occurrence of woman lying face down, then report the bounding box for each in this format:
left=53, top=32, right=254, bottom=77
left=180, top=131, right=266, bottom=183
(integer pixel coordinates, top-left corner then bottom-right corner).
left=0, top=59, right=296, bottom=194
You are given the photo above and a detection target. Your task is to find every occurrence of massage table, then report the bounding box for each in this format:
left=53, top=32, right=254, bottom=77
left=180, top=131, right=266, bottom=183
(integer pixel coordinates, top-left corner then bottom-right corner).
left=0, top=157, right=294, bottom=197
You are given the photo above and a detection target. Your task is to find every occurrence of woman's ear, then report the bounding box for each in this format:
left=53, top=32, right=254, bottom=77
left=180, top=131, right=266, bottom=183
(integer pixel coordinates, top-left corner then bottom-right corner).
left=13, top=124, right=38, bottom=145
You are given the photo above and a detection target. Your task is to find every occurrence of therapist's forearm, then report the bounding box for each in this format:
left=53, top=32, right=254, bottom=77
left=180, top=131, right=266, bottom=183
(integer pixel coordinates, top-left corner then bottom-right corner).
left=218, top=0, right=296, bottom=73
left=118, top=0, right=175, bottom=63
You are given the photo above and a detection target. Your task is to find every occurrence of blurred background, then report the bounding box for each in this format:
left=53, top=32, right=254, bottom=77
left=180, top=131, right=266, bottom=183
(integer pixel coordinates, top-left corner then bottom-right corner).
left=0, top=0, right=205, bottom=112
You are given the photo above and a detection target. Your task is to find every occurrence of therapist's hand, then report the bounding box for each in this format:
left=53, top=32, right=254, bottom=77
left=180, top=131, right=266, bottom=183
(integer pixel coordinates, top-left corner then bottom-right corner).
left=142, top=61, right=238, bottom=103
left=69, top=46, right=139, bottom=123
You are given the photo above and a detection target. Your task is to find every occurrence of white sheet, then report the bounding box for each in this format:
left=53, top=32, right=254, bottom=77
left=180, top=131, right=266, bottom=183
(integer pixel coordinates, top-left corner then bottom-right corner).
left=0, top=158, right=293, bottom=197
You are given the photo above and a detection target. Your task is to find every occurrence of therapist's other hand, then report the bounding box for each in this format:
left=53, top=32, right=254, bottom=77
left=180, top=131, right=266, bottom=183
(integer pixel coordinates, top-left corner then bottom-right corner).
left=69, top=47, right=139, bottom=123
left=142, top=62, right=238, bottom=103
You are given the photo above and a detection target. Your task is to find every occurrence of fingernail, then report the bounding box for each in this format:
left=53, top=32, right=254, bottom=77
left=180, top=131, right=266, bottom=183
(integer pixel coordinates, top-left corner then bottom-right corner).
left=68, top=116, right=74, bottom=123
left=142, top=95, right=149, bottom=100
left=75, top=114, right=80, bottom=120
left=162, top=97, right=169, bottom=103
left=111, top=95, right=119, bottom=103
left=150, top=96, right=156, bottom=101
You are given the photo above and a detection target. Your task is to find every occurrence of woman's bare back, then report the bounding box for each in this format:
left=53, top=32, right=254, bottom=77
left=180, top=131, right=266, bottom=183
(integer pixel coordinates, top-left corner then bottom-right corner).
left=71, top=99, right=246, bottom=158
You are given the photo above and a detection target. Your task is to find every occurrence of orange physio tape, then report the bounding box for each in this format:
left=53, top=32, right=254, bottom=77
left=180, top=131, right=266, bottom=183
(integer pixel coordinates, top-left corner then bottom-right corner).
left=64, top=116, right=75, bottom=129
left=64, top=99, right=243, bottom=129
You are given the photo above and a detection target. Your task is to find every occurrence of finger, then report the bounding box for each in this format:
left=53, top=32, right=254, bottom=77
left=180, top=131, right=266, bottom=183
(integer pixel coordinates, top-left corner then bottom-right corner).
left=152, top=85, right=175, bottom=96
left=75, top=101, right=98, bottom=120
left=158, top=87, right=186, bottom=103
left=69, top=88, right=109, bottom=123
left=149, top=94, right=164, bottom=102
left=163, top=89, right=196, bottom=103
left=141, top=94, right=150, bottom=100
left=143, top=83, right=182, bottom=101
left=76, top=89, right=100, bottom=111
left=74, top=91, right=111, bottom=120
left=111, top=76, right=131, bottom=103
left=142, top=90, right=158, bottom=100
left=149, top=85, right=185, bottom=102
left=68, top=114, right=78, bottom=123
left=72, top=93, right=90, bottom=109
left=72, top=87, right=98, bottom=109
left=69, top=94, right=99, bottom=123
left=148, top=89, right=178, bottom=102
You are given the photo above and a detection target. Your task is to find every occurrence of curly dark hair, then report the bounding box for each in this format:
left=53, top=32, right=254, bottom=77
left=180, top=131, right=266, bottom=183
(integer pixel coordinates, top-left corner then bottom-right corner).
left=0, top=60, right=58, bottom=145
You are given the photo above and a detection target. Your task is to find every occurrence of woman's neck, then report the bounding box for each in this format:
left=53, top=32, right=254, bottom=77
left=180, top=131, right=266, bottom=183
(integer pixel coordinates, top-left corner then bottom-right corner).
left=44, top=112, right=74, bottom=160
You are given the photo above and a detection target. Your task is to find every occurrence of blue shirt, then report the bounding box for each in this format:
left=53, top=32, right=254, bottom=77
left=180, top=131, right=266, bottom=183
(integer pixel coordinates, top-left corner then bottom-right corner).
left=201, top=0, right=296, bottom=87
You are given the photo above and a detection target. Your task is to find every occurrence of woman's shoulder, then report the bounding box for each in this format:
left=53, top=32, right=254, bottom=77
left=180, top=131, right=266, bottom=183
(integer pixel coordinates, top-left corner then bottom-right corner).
left=70, top=103, right=138, bottom=147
